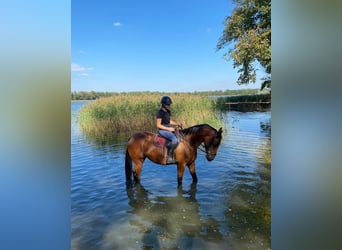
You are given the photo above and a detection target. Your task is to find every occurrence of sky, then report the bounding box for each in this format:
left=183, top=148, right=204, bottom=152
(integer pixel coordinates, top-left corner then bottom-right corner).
left=72, top=0, right=263, bottom=92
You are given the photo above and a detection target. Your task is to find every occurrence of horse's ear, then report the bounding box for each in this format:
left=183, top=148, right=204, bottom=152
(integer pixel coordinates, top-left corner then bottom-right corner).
left=218, top=127, right=223, bottom=134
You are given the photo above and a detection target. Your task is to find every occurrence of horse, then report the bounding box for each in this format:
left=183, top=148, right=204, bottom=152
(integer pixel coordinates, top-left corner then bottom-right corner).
left=125, top=124, right=223, bottom=186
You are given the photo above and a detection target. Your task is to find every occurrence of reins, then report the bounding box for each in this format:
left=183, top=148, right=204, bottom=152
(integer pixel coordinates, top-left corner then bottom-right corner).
left=199, top=143, right=217, bottom=157
left=198, top=144, right=207, bottom=153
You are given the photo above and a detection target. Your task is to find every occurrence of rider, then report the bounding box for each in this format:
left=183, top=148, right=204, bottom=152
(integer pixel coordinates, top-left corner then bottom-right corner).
left=156, top=96, right=182, bottom=163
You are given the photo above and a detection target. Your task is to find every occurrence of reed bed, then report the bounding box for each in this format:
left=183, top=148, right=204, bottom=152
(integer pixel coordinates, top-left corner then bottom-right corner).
left=78, top=92, right=224, bottom=138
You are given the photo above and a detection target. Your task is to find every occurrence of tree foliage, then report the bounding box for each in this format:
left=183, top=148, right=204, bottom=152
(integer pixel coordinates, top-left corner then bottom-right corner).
left=217, top=0, right=271, bottom=89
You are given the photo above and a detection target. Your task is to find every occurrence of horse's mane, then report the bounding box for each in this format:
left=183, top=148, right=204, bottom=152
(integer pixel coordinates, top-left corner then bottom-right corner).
left=181, top=124, right=216, bottom=135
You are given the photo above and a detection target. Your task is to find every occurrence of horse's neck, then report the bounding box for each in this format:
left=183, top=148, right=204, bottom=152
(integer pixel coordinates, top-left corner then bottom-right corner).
left=183, top=133, right=204, bottom=148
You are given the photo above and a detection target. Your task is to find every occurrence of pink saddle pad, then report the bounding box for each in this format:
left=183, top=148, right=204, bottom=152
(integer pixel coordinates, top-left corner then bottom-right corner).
left=153, top=135, right=166, bottom=148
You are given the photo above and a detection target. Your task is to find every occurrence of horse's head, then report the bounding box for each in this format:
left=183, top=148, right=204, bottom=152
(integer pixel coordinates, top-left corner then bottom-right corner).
left=203, top=127, right=223, bottom=161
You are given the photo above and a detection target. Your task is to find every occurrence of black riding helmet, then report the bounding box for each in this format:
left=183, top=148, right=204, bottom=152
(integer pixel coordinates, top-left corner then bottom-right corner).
left=161, top=96, right=172, bottom=105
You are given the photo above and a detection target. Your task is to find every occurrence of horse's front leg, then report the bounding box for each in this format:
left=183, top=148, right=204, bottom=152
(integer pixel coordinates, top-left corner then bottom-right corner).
left=188, top=162, right=198, bottom=183
left=176, top=163, right=186, bottom=187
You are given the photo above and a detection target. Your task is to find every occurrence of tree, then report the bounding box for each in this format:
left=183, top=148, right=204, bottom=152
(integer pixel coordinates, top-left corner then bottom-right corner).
left=217, top=0, right=271, bottom=89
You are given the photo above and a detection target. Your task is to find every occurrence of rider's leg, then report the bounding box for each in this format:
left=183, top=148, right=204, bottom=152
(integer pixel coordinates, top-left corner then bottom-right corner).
left=159, top=130, right=179, bottom=163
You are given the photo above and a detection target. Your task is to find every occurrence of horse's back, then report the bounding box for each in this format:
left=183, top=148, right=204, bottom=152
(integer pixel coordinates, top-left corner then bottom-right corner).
left=129, top=131, right=153, bottom=139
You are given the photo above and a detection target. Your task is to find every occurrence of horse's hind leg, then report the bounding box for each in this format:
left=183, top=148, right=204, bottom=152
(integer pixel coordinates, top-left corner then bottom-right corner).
left=188, top=162, right=198, bottom=183
left=132, top=159, right=144, bottom=183
left=177, top=163, right=186, bottom=187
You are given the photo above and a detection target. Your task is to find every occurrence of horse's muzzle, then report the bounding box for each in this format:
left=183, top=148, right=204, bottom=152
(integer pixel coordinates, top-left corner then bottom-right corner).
left=206, top=153, right=216, bottom=161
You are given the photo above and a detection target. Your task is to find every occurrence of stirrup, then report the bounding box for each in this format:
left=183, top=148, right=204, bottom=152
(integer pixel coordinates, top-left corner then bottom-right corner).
left=166, top=146, right=177, bottom=164
left=166, top=155, right=177, bottom=164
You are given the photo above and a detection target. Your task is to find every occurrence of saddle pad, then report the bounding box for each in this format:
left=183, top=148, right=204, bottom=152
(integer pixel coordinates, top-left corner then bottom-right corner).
left=153, top=135, right=166, bottom=148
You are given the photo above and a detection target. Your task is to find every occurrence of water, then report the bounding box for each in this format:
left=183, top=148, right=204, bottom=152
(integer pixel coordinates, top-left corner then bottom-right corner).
left=72, top=101, right=271, bottom=250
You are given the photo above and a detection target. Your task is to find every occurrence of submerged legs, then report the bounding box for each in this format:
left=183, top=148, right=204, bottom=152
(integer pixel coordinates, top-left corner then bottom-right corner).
left=177, top=163, right=186, bottom=186
left=188, top=162, right=198, bottom=183
left=177, top=162, right=198, bottom=186
left=132, top=159, right=144, bottom=183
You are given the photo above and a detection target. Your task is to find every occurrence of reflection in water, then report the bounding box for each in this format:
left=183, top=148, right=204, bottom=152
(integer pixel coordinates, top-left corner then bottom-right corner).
left=125, top=183, right=225, bottom=249
left=220, top=112, right=271, bottom=249
left=226, top=160, right=271, bottom=249
left=84, top=134, right=129, bottom=150
left=260, top=117, right=271, bottom=137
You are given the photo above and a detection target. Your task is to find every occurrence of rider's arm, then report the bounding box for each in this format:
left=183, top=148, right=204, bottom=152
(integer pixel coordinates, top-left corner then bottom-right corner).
left=156, top=118, right=174, bottom=131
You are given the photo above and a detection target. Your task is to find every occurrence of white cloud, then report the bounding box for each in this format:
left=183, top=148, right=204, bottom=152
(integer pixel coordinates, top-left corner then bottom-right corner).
left=71, top=63, right=94, bottom=72
left=113, top=22, right=122, bottom=27
left=79, top=73, right=89, bottom=78
left=72, top=63, right=94, bottom=79
left=71, top=63, right=85, bottom=72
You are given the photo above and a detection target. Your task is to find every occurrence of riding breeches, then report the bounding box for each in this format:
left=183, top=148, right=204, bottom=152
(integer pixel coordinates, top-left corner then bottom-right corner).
left=158, top=129, right=178, bottom=145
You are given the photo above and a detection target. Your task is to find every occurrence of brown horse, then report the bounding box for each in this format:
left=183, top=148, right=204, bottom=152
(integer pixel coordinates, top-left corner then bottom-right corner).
left=125, top=124, right=223, bottom=186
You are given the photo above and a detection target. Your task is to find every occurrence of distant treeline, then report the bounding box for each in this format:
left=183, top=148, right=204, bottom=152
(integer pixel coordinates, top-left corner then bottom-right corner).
left=71, top=91, right=114, bottom=100
left=71, top=89, right=266, bottom=100
left=215, top=93, right=271, bottom=112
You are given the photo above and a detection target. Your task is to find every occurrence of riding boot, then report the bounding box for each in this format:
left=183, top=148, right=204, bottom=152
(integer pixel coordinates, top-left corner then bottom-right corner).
left=166, top=141, right=178, bottom=164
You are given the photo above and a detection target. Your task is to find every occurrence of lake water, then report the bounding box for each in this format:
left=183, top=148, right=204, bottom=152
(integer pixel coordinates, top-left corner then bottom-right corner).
left=71, top=101, right=271, bottom=250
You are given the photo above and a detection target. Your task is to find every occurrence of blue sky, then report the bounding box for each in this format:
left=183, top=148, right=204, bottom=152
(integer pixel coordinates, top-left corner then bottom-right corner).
left=72, top=0, right=262, bottom=92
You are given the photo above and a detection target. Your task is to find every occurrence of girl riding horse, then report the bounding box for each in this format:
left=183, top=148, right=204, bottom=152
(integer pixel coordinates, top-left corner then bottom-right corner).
left=125, top=123, right=223, bottom=186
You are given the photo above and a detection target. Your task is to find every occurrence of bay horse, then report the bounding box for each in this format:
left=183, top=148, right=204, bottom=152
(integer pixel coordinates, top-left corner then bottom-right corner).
left=125, top=124, right=223, bottom=186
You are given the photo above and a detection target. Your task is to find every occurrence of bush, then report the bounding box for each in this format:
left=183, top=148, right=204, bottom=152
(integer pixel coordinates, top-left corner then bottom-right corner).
left=78, top=92, right=224, bottom=138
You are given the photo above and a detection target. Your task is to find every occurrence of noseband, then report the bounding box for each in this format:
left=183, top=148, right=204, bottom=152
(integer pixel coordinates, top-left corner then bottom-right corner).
left=199, top=133, right=218, bottom=158
left=198, top=143, right=217, bottom=157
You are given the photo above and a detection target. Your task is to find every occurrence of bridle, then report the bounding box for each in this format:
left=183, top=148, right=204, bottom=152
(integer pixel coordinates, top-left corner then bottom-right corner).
left=177, top=128, right=217, bottom=158
left=199, top=142, right=217, bottom=158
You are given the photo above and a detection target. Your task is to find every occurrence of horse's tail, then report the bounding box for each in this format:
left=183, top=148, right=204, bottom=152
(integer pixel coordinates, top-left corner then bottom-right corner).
left=125, top=149, right=133, bottom=180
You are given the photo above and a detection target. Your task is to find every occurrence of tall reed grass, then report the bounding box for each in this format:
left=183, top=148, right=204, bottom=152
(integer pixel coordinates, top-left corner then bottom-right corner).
left=78, top=93, right=224, bottom=138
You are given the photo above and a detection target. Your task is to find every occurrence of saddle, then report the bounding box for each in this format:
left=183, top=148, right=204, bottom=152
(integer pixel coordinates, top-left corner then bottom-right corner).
left=153, top=129, right=182, bottom=148
left=153, top=131, right=182, bottom=164
left=153, top=134, right=167, bottom=148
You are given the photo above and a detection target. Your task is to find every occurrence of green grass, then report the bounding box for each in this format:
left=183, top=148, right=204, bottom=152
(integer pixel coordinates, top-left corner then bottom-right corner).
left=78, top=92, right=224, bottom=138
